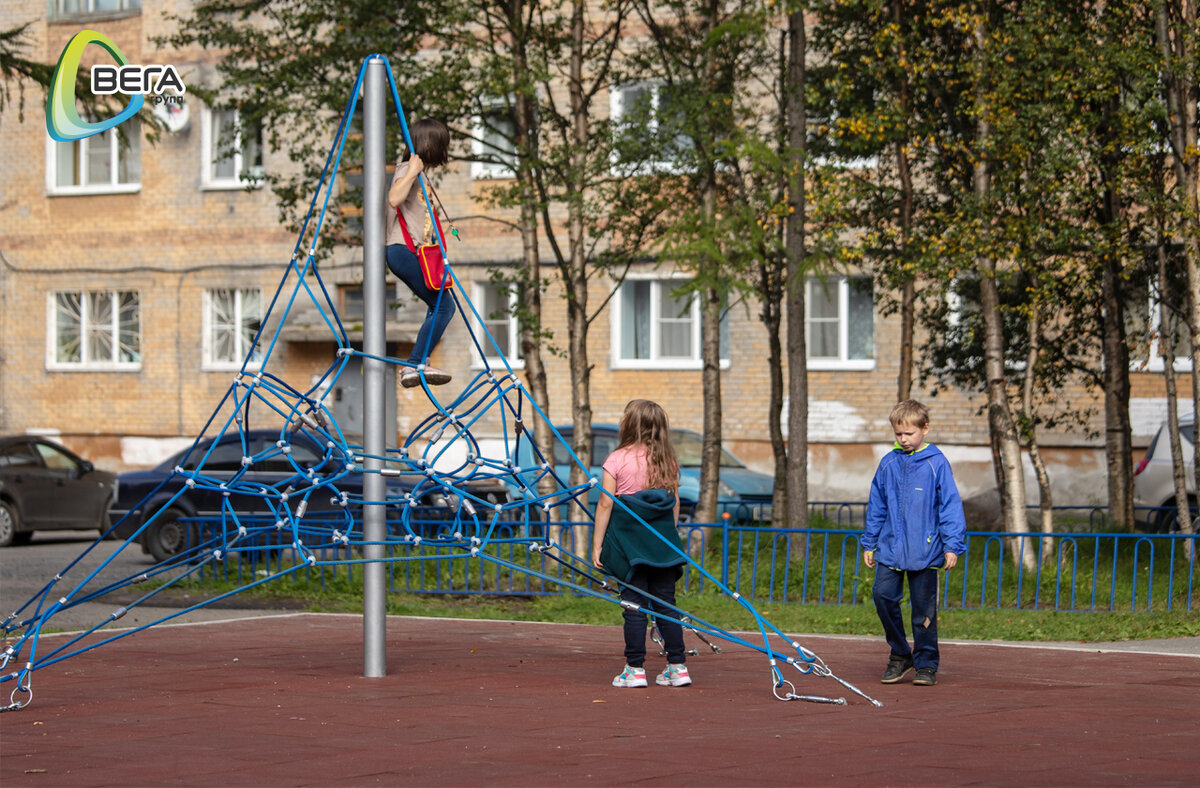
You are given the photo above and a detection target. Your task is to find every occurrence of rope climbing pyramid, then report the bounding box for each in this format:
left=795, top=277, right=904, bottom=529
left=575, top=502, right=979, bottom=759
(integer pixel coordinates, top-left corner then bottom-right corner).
left=1, top=57, right=879, bottom=712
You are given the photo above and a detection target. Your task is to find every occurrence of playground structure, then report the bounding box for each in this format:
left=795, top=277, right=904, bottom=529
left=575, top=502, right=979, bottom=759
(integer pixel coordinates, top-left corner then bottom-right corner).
left=1, top=57, right=879, bottom=712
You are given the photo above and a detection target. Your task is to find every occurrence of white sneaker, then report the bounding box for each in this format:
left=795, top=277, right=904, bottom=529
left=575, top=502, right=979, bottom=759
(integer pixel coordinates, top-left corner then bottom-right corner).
left=656, top=664, right=691, bottom=687
left=612, top=664, right=647, bottom=688
left=401, top=366, right=452, bottom=388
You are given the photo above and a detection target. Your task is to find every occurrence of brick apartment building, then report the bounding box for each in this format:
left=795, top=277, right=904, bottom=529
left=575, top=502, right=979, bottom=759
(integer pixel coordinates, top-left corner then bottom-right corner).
left=0, top=0, right=1188, bottom=514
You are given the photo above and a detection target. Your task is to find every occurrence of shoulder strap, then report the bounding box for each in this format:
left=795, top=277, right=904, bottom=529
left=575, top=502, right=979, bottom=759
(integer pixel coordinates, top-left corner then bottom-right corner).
left=395, top=184, right=447, bottom=254
left=394, top=206, right=417, bottom=254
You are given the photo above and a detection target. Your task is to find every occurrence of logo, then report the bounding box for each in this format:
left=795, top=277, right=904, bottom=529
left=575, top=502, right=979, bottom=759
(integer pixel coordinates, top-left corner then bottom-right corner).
left=47, top=30, right=185, bottom=142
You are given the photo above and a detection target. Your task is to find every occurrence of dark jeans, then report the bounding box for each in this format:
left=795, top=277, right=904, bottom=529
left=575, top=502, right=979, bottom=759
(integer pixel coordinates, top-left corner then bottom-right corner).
left=872, top=564, right=941, bottom=671
left=620, top=565, right=686, bottom=668
left=386, top=244, right=455, bottom=365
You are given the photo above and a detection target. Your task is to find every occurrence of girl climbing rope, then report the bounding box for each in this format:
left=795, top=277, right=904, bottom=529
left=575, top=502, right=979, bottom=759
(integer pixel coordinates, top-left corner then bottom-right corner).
left=386, top=117, right=455, bottom=389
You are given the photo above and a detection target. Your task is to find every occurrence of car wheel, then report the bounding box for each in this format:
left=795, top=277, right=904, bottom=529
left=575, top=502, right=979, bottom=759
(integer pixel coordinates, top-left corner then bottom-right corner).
left=0, top=500, right=19, bottom=547
left=1159, top=498, right=1198, bottom=533
left=1151, top=507, right=1176, bottom=534
left=146, top=508, right=195, bottom=563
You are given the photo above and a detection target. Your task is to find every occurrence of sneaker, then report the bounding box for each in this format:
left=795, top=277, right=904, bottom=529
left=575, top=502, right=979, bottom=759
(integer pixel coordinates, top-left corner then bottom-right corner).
left=880, top=655, right=914, bottom=684
left=612, top=665, right=647, bottom=688
left=913, top=668, right=938, bottom=686
left=401, top=366, right=452, bottom=388
left=655, top=664, right=692, bottom=687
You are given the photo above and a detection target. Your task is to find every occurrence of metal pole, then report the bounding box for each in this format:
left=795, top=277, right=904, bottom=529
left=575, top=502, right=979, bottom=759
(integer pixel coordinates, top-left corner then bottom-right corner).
left=361, top=57, right=387, bottom=678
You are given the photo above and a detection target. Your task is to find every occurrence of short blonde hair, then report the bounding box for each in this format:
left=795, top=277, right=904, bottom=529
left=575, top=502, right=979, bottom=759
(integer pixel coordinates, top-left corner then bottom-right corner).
left=890, top=399, right=930, bottom=428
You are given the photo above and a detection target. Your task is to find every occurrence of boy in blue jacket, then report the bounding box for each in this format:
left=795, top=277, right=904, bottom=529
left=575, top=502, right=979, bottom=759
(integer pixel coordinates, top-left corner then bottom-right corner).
left=862, top=400, right=966, bottom=686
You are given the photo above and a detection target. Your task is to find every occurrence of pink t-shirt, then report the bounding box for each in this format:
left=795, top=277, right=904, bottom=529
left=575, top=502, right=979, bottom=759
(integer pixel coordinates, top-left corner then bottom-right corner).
left=602, top=444, right=652, bottom=496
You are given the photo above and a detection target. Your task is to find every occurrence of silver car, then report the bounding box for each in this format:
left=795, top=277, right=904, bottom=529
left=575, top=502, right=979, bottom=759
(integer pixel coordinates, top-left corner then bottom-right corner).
left=1133, top=413, right=1196, bottom=532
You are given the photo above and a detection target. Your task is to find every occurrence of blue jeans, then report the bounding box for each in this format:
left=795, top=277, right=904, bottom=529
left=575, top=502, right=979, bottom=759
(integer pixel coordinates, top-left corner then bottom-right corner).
left=386, top=244, right=455, bottom=365
left=620, top=565, right=686, bottom=667
left=872, top=564, right=941, bottom=671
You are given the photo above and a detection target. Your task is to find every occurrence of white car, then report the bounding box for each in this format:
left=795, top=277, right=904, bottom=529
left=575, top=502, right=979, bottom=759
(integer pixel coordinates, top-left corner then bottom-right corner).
left=1133, top=413, right=1196, bottom=532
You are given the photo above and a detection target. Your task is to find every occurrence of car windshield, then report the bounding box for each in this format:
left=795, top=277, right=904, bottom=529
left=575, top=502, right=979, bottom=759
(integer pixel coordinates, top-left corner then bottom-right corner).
left=671, top=430, right=745, bottom=468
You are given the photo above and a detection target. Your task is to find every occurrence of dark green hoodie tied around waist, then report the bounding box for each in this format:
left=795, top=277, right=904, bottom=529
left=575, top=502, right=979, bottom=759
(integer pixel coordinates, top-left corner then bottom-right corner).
left=598, top=488, right=686, bottom=583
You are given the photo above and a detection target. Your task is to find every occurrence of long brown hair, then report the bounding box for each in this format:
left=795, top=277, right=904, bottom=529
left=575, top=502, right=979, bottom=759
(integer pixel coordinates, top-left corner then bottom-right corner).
left=616, top=399, right=679, bottom=493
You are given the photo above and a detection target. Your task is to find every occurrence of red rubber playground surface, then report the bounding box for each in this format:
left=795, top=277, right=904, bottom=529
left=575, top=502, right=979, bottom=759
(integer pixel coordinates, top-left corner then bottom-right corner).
left=2, top=613, right=1198, bottom=786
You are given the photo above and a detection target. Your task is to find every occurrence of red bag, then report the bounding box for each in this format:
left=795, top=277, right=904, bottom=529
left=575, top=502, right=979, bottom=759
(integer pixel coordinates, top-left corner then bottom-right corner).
left=395, top=193, right=452, bottom=291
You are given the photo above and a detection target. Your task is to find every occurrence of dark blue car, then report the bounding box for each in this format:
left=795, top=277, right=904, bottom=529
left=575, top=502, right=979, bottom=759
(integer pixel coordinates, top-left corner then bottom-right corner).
left=109, top=429, right=499, bottom=562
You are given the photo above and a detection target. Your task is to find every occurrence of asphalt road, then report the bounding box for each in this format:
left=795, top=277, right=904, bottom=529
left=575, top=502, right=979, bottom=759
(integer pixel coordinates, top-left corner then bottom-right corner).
left=0, top=530, right=270, bottom=633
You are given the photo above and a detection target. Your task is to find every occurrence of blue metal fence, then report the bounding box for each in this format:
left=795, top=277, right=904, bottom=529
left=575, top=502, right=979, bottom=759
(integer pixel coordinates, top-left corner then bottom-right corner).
left=190, top=507, right=1198, bottom=613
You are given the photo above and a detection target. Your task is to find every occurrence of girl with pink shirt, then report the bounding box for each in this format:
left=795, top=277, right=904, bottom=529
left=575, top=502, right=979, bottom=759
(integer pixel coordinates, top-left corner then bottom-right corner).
left=591, top=400, right=691, bottom=688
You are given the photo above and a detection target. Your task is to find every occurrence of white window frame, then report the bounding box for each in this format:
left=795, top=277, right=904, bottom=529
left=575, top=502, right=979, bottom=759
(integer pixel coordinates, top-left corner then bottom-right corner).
left=45, top=290, right=142, bottom=371
left=471, top=97, right=517, bottom=180
left=201, top=107, right=264, bottom=190
left=202, top=288, right=265, bottom=371
left=609, top=81, right=691, bottom=175
left=1137, top=295, right=1191, bottom=373
left=610, top=275, right=729, bottom=370
left=45, top=124, right=140, bottom=196
left=51, top=0, right=141, bottom=18
left=806, top=276, right=875, bottom=371
left=470, top=280, right=525, bottom=369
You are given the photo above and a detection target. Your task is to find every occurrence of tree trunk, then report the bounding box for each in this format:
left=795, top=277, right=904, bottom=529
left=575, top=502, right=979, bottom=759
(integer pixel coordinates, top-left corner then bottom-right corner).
left=695, top=275, right=723, bottom=554
left=693, top=0, right=723, bottom=550
left=1021, top=307, right=1055, bottom=564
left=1156, top=0, right=1200, bottom=532
left=691, top=174, right=722, bottom=550
left=979, top=264, right=1031, bottom=571
left=893, top=0, right=916, bottom=403
left=974, top=14, right=1031, bottom=572
left=766, top=280, right=788, bottom=530
left=765, top=30, right=789, bottom=531
left=508, top=6, right=557, bottom=549
left=785, top=8, right=809, bottom=534
left=1158, top=234, right=1194, bottom=557
left=1098, top=183, right=1134, bottom=532
left=564, top=0, right=593, bottom=556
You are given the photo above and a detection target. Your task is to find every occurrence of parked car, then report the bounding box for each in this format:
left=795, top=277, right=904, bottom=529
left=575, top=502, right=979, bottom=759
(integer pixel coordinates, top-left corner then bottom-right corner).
left=506, top=425, right=774, bottom=523
left=110, top=429, right=498, bottom=562
left=1133, top=413, right=1196, bottom=532
left=0, top=435, right=117, bottom=547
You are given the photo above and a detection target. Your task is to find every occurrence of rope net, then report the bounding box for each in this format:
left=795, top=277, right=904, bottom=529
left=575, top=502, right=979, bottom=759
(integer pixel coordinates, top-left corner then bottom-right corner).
left=1, top=57, right=879, bottom=712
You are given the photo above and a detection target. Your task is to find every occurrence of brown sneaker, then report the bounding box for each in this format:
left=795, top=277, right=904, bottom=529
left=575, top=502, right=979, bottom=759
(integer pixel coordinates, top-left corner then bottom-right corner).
left=401, top=366, right=452, bottom=388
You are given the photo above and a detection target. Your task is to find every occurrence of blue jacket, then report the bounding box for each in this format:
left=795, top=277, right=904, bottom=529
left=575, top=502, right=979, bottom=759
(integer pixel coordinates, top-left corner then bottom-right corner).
left=863, top=443, right=966, bottom=571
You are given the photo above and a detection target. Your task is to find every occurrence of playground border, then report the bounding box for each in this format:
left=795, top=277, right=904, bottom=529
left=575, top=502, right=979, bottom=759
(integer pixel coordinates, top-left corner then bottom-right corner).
left=2, top=613, right=1198, bottom=786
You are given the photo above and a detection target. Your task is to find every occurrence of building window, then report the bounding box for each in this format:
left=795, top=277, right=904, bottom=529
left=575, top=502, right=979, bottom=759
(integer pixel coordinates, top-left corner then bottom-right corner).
left=48, top=290, right=140, bottom=370
left=202, top=108, right=263, bottom=189
left=609, top=81, right=692, bottom=174
left=472, top=280, right=524, bottom=368
left=806, top=276, right=875, bottom=370
left=204, top=288, right=264, bottom=369
left=51, top=0, right=141, bottom=18
left=47, top=123, right=140, bottom=195
left=1128, top=267, right=1191, bottom=372
left=612, top=277, right=728, bottom=369
left=471, top=97, right=518, bottom=179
